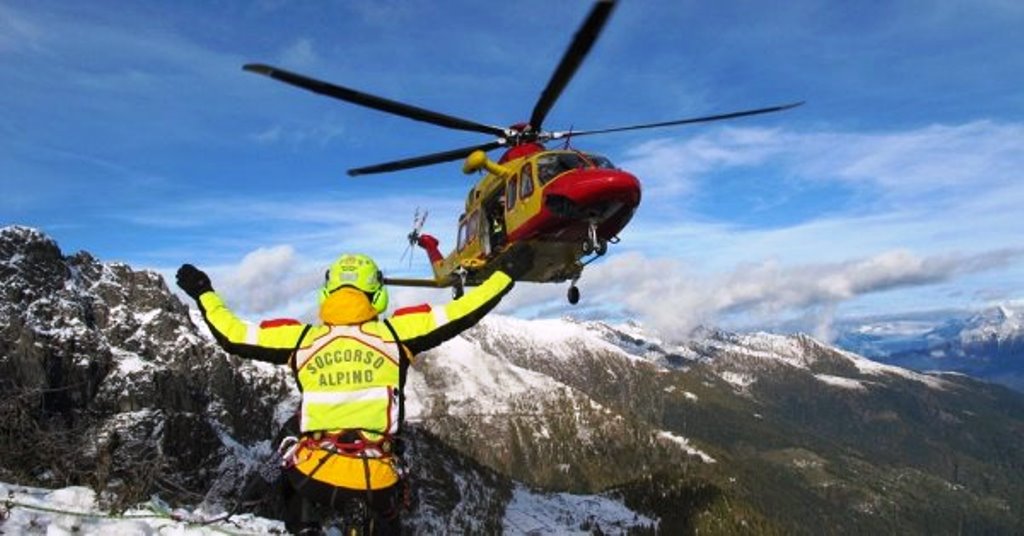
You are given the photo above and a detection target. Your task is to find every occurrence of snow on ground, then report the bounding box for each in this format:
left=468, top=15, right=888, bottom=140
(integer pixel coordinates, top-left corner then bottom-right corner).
left=503, top=484, right=657, bottom=535
left=108, top=347, right=153, bottom=375
left=814, top=374, right=868, bottom=391
left=656, top=431, right=717, bottom=463
left=188, top=307, right=216, bottom=341
left=837, top=347, right=949, bottom=389
left=2, top=481, right=659, bottom=536
left=720, top=371, right=757, bottom=389
left=961, top=304, right=1023, bottom=344
left=713, top=328, right=949, bottom=391
left=706, top=333, right=812, bottom=369
left=407, top=335, right=572, bottom=419
left=735, top=333, right=810, bottom=366
left=478, top=316, right=651, bottom=365
left=605, top=319, right=702, bottom=364
left=0, top=481, right=284, bottom=535
left=134, top=307, right=162, bottom=325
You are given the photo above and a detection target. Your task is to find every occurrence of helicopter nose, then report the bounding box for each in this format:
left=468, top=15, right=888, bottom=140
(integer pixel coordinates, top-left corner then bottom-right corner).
left=543, top=169, right=641, bottom=219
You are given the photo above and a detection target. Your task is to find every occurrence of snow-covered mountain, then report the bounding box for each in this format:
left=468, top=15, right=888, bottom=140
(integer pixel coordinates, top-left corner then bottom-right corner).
left=413, top=316, right=1024, bottom=533
left=837, top=304, right=1024, bottom=391
left=3, top=225, right=1024, bottom=534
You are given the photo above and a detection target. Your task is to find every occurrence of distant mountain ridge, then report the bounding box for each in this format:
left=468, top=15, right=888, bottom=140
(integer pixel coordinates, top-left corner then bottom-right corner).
left=417, top=314, right=1024, bottom=533
left=2, top=225, right=1023, bottom=534
left=836, top=304, right=1024, bottom=390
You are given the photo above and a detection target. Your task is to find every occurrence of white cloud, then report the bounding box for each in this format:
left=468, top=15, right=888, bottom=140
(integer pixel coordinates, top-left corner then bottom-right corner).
left=618, top=127, right=784, bottom=198
left=620, top=121, right=1024, bottom=208
left=788, top=121, right=1024, bottom=197
left=176, top=242, right=1022, bottom=343
left=613, top=121, right=1024, bottom=270
left=245, top=120, right=346, bottom=146
left=520, top=247, right=1024, bottom=343
left=249, top=125, right=283, bottom=144
left=277, top=38, right=318, bottom=68
left=213, top=245, right=321, bottom=315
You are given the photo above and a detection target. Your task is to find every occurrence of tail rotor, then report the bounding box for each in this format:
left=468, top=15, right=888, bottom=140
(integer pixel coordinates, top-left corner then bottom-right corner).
left=399, top=208, right=429, bottom=268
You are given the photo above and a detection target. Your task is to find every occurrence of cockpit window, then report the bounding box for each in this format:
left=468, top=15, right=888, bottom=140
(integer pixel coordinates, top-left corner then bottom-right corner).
left=536, top=152, right=585, bottom=185
left=584, top=153, right=616, bottom=169
left=535, top=152, right=617, bottom=185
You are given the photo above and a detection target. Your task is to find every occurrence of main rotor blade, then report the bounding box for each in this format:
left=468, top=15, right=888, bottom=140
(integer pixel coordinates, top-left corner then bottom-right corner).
left=244, top=63, right=506, bottom=137
left=554, top=101, right=805, bottom=139
left=348, top=140, right=505, bottom=176
left=529, top=0, right=617, bottom=131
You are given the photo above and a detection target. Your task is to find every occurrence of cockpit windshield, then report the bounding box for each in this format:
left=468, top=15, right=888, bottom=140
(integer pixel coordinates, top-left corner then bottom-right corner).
left=584, top=153, right=616, bottom=169
left=535, top=151, right=617, bottom=185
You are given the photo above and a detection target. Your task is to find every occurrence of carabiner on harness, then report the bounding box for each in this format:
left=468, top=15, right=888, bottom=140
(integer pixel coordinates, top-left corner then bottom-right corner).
left=277, top=435, right=302, bottom=468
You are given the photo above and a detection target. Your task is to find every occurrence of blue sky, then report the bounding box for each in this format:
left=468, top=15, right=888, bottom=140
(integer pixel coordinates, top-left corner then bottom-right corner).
left=3, top=0, right=1023, bottom=339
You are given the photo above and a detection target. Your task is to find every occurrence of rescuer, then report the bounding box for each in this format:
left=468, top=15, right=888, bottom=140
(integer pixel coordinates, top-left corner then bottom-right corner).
left=175, top=248, right=532, bottom=535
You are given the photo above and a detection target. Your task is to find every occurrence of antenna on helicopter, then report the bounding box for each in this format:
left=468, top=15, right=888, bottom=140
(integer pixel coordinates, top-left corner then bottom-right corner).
left=399, top=208, right=429, bottom=268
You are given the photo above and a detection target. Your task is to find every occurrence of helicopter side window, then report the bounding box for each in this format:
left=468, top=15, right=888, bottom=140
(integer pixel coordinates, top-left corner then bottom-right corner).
left=457, top=218, right=468, bottom=251
left=506, top=175, right=518, bottom=210
left=466, top=210, right=479, bottom=245
left=520, top=164, right=535, bottom=199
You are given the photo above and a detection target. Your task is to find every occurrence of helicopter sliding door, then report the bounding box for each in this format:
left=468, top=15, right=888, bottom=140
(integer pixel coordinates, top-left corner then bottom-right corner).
left=482, top=190, right=507, bottom=257
left=505, top=160, right=540, bottom=235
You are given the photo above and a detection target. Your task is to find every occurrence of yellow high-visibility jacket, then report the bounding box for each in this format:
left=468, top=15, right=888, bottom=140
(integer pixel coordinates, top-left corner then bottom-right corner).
left=194, top=270, right=514, bottom=491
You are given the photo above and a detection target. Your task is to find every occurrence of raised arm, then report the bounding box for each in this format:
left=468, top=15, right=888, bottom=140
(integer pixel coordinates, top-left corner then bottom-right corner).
left=386, top=246, right=532, bottom=355
left=176, top=264, right=311, bottom=364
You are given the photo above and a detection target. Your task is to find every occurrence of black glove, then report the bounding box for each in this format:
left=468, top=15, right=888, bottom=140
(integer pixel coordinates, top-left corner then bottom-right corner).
left=500, top=245, right=534, bottom=280
left=176, top=264, right=213, bottom=299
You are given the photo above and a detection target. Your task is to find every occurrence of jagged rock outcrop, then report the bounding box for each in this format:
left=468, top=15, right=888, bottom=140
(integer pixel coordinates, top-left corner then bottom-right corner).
left=0, top=225, right=294, bottom=503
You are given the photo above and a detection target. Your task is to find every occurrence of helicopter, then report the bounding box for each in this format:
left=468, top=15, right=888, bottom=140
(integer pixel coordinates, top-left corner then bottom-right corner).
left=243, top=0, right=801, bottom=304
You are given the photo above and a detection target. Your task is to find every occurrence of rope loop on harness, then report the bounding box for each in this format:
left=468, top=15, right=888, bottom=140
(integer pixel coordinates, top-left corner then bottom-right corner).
left=306, top=430, right=395, bottom=459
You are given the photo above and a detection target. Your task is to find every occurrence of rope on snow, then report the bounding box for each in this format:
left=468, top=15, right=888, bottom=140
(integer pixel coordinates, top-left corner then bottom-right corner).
left=0, top=493, right=273, bottom=536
